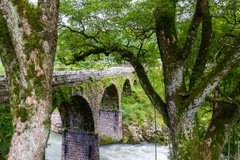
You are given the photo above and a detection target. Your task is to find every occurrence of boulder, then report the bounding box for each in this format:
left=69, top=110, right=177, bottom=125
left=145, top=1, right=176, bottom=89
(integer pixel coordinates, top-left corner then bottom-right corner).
left=122, top=122, right=141, bottom=144
left=125, top=120, right=169, bottom=145
left=122, top=120, right=169, bottom=145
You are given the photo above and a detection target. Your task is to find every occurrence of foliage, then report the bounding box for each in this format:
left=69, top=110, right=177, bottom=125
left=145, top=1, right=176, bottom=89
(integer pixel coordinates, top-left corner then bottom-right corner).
left=222, top=124, right=240, bottom=159
left=197, top=101, right=213, bottom=139
left=0, top=105, right=13, bottom=159
left=0, top=62, right=4, bottom=75
left=121, top=73, right=165, bottom=126
left=57, top=0, right=160, bottom=67
left=53, top=56, right=123, bottom=71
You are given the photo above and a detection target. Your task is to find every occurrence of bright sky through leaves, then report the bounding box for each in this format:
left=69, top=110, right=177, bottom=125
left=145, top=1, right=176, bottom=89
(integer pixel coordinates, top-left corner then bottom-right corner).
left=29, top=0, right=37, bottom=4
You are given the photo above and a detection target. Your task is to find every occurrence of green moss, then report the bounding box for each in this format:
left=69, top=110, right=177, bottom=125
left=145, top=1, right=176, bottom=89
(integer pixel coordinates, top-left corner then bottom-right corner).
left=99, top=135, right=118, bottom=145
left=43, top=117, right=51, bottom=127
left=123, top=138, right=129, bottom=143
left=16, top=107, right=28, bottom=122
left=89, top=75, right=95, bottom=82
left=23, top=87, right=33, bottom=97
left=102, top=77, right=112, bottom=87
left=80, top=85, right=86, bottom=92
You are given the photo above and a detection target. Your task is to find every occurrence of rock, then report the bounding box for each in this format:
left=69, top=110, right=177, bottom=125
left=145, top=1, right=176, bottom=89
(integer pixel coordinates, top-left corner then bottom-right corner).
left=122, top=122, right=129, bottom=129
left=141, top=121, right=148, bottom=128
left=122, top=120, right=169, bottom=145
left=138, top=120, right=169, bottom=145
left=51, top=110, right=62, bottom=134
left=130, top=122, right=138, bottom=127
left=122, top=122, right=141, bottom=144
left=99, top=135, right=118, bottom=145
left=161, top=125, right=169, bottom=136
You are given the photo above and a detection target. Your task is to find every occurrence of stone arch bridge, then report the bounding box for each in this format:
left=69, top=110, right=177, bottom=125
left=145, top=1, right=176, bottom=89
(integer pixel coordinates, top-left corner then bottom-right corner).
left=0, top=67, right=135, bottom=160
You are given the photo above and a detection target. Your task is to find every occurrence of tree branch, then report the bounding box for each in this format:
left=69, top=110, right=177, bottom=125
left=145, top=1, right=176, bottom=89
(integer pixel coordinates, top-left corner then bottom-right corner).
left=203, top=102, right=240, bottom=155
left=183, top=45, right=240, bottom=115
left=58, top=47, right=111, bottom=65
left=215, top=88, right=233, bottom=101
left=38, top=0, right=60, bottom=30
left=182, top=0, right=208, bottom=60
left=155, top=1, right=180, bottom=67
left=189, top=4, right=213, bottom=91
left=137, top=38, right=144, bottom=59
left=205, top=96, right=239, bottom=106
left=212, top=16, right=234, bottom=25
left=61, top=25, right=99, bottom=43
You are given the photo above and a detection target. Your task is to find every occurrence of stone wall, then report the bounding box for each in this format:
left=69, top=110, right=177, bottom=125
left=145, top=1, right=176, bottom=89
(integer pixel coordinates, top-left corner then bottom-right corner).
left=61, top=130, right=99, bottom=160
left=98, top=110, right=122, bottom=141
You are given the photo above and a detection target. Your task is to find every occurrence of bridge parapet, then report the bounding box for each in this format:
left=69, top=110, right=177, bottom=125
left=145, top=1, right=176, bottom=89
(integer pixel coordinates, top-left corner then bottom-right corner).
left=52, top=67, right=134, bottom=84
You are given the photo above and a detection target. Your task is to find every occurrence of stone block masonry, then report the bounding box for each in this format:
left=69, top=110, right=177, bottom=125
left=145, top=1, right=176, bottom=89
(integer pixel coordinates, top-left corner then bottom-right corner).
left=61, top=130, right=99, bottom=160
left=98, top=110, right=122, bottom=141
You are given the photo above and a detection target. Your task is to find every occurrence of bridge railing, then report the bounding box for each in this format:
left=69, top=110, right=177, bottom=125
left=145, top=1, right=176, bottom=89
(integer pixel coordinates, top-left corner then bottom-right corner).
left=52, top=67, right=134, bottom=84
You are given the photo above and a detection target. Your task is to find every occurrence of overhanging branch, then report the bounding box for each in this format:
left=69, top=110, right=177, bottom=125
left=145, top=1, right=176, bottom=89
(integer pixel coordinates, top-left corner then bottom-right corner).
left=61, top=25, right=99, bottom=43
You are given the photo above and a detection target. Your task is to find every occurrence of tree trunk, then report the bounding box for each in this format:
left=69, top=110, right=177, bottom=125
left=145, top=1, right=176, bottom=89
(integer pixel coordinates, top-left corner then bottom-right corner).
left=0, top=1, right=59, bottom=159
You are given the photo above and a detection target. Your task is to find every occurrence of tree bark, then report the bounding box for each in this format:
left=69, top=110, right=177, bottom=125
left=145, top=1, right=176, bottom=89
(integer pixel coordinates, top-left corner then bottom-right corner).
left=0, top=1, right=59, bottom=159
left=189, top=3, right=213, bottom=91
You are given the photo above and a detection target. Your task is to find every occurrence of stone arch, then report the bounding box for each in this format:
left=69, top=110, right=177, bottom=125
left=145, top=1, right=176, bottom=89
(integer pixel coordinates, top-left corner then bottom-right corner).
left=121, top=79, right=132, bottom=97
left=59, top=95, right=95, bottom=132
left=58, top=93, right=99, bottom=160
left=100, top=83, right=119, bottom=110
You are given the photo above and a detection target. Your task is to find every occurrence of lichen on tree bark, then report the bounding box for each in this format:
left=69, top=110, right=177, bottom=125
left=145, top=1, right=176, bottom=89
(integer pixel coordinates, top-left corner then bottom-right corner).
left=0, top=0, right=59, bottom=159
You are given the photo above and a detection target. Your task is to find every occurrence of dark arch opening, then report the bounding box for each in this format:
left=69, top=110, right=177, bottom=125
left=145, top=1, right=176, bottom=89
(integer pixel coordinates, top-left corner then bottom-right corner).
left=134, top=79, right=137, bottom=85
left=122, top=79, right=131, bottom=97
left=60, top=96, right=95, bottom=132
left=100, top=84, right=119, bottom=110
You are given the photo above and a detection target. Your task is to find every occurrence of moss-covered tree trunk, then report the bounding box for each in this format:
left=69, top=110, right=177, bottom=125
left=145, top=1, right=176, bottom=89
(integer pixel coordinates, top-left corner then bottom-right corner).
left=0, top=0, right=59, bottom=159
